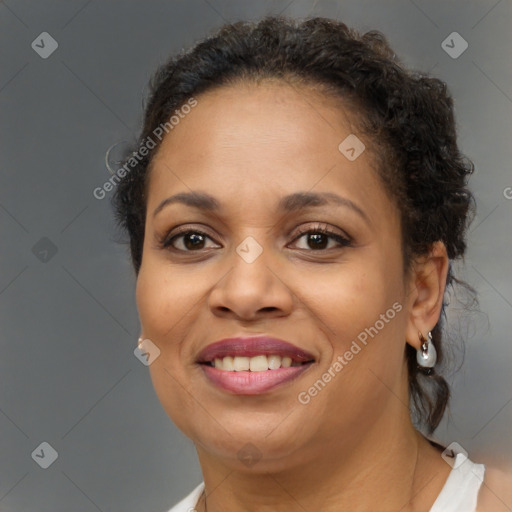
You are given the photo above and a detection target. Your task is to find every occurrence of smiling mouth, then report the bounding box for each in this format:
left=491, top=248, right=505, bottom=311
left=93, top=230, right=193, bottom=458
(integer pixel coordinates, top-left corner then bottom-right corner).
left=200, top=354, right=314, bottom=371
left=199, top=356, right=315, bottom=395
left=196, top=336, right=316, bottom=392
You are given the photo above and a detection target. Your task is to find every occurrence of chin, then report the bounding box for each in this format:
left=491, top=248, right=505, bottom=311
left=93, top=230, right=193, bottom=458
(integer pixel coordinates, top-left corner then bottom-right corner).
left=195, top=420, right=309, bottom=460
left=197, top=435, right=306, bottom=472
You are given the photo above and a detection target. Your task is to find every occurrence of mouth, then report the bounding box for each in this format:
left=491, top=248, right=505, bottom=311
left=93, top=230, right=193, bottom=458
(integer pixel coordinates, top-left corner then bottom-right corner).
left=200, top=354, right=310, bottom=371
left=196, top=336, right=315, bottom=394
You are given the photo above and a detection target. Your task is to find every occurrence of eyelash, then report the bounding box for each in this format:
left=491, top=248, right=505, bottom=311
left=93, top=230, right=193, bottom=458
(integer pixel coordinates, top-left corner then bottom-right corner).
left=291, top=224, right=352, bottom=249
left=159, top=223, right=352, bottom=253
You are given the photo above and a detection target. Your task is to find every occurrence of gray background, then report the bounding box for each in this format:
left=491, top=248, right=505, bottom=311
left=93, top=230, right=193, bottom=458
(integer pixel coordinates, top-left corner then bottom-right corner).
left=1, top=0, right=511, bottom=510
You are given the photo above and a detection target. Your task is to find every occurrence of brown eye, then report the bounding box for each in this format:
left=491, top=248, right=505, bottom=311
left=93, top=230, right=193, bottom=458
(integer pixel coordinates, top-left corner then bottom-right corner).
left=290, top=225, right=352, bottom=251
left=162, top=230, right=219, bottom=252
left=301, top=232, right=330, bottom=250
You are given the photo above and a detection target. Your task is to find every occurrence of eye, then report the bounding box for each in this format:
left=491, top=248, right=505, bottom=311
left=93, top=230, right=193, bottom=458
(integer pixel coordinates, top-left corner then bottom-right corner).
left=160, top=228, right=219, bottom=252
left=289, top=223, right=352, bottom=251
left=158, top=223, right=352, bottom=253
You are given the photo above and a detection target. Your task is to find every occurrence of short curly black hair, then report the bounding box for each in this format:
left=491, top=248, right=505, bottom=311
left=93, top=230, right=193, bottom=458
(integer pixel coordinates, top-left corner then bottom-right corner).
left=112, top=16, right=477, bottom=434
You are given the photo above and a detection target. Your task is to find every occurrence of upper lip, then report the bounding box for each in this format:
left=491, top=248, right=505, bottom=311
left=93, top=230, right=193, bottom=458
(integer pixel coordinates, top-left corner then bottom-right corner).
left=196, top=336, right=315, bottom=364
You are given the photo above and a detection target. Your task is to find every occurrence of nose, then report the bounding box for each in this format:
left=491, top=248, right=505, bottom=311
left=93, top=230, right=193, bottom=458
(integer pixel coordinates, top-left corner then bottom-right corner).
left=208, top=243, right=294, bottom=321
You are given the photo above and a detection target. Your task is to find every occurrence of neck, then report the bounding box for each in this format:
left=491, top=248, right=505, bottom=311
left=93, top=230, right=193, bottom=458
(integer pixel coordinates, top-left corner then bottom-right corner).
left=194, top=414, right=449, bottom=512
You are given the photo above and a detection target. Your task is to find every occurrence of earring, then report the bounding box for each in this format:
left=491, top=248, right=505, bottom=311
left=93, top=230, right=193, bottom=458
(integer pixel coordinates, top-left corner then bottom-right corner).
left=416, top=331, right=436, bottom=372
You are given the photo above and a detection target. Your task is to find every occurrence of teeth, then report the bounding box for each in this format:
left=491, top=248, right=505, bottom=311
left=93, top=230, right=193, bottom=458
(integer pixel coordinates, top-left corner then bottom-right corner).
left=249, top=355, right=268, bottom=372
left=281, top=356, right=292, bottom=368
left=233, top=356, right=250, bottom=371
left=211, top=354, right=304, bottom=371
left=267, top=355, right=282, bottom=369
left=222, top=356, right=235, bottom=371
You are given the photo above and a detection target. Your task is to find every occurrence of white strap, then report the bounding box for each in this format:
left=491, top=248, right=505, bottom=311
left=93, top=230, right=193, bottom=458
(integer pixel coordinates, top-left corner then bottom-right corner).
left=167, top=481, right=204, bottom=512
left=429, top=454, right=486, bottom=512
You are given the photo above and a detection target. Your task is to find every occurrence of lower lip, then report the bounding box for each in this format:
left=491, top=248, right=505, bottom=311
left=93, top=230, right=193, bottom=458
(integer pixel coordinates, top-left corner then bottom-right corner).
left=200, top=363, right=313, bottom=394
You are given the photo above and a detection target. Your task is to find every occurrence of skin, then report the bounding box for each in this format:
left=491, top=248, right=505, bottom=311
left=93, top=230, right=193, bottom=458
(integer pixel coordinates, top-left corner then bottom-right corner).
left=135, top=80, right=472, bottom=511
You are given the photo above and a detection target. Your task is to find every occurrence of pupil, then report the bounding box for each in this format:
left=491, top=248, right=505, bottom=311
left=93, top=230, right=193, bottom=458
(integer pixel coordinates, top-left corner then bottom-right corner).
left=185, top=233, right=204, bottom=250
left=309, top=233, right=327, bottom=249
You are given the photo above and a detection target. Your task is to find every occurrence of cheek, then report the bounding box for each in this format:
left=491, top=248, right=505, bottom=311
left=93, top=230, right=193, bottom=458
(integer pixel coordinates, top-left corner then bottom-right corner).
left=297, top=256, right=406, bottom=384
left=136, top=266, right=167, bottom=335
left=298, top=260, right=387, bottom=345
left=136, top=265, right=202, bottom=436
left=136, top=263, right=200, bottom=339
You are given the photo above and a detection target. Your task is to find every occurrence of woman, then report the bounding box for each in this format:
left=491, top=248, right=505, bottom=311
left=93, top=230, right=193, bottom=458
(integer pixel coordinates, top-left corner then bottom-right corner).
left=113, top=16, right=511, bottom=512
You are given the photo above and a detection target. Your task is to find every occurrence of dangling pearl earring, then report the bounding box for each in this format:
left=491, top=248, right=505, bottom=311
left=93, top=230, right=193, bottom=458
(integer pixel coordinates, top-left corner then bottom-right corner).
left=416, top=331, right=436, bottom=373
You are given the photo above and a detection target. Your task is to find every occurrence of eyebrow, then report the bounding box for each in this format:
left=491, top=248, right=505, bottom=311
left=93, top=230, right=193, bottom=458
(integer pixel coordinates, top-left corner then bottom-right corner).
left=153, top=191, right=370, bottom=225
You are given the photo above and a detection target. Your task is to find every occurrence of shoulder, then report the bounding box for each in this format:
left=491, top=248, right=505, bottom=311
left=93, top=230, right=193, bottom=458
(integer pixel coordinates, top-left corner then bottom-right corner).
left=476, top=466, right=512, bottom=512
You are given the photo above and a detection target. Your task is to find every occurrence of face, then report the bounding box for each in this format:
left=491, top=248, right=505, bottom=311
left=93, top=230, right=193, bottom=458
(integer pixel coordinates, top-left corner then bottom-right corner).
left=136, top=81, right=412, bottom=471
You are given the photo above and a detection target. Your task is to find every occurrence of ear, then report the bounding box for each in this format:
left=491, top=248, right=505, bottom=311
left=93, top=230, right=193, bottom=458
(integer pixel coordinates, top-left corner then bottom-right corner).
left=404, top=241, right=449, bottom=350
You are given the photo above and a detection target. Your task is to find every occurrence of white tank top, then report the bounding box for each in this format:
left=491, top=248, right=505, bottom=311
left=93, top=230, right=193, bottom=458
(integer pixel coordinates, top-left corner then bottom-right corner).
left=430, top=453, right=486, bottom=511
left=166, top=454, right=486, bottom=512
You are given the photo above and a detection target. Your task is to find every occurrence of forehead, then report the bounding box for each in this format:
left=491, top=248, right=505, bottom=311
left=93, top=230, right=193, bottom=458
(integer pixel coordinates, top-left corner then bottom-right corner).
left=156, top=80, right=358, bottom=157
left=146, top=81, right=392, bottom=223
